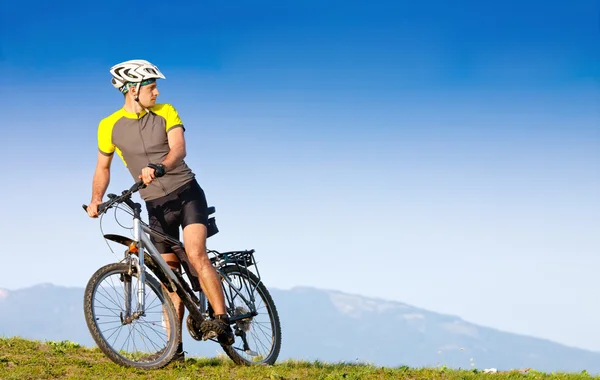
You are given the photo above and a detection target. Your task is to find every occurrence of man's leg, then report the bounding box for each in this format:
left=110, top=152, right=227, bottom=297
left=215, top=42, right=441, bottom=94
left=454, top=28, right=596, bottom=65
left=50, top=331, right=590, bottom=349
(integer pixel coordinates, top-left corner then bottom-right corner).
left=178, top=179, right=234, bottom=345
left=161, top=253, right=185, bottom=344
left=145, top=201, right=186, bottom=358
left=182, top=223, right=234, bottom=344
left=182, top=223, right=227, bottom=315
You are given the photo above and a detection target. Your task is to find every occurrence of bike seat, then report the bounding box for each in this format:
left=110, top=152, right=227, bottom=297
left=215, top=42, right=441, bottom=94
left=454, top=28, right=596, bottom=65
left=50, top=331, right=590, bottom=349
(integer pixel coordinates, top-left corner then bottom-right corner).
left=207, top=206, right=215, bottom=215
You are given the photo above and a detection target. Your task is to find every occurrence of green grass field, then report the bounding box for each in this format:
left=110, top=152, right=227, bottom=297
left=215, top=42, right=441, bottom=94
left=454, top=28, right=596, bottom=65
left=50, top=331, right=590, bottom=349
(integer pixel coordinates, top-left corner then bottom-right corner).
left=0, top=336, right=598, bottom=379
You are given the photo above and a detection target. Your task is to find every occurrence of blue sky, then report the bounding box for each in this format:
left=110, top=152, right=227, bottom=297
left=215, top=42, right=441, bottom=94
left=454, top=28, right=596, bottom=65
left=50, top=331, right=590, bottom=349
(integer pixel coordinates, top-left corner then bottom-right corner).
left=1, top=0, right=599, bottom=353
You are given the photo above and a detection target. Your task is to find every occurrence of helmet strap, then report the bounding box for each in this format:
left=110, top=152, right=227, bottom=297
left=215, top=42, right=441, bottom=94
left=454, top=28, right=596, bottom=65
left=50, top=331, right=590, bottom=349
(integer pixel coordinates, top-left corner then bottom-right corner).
left=134, top=82, right=141, bottom=102
left=133, top=82, right=150, bottom=113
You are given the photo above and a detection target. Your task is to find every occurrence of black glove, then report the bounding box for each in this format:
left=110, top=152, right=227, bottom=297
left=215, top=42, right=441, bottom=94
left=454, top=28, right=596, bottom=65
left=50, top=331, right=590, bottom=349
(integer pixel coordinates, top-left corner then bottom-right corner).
left=147, top=163, right=166, bottom=178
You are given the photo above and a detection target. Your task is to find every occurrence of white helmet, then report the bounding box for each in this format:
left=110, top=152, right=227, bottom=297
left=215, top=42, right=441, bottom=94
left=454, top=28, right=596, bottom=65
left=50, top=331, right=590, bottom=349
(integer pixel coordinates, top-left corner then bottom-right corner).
left=109, top=59, right=166, bottom=93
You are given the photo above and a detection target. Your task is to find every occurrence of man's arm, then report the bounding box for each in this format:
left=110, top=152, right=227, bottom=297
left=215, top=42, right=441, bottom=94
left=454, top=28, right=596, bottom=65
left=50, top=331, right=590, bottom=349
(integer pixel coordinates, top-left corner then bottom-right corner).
left=91, top=151, right=113, bottom=202
left=161, top=127, right=187, bottom=171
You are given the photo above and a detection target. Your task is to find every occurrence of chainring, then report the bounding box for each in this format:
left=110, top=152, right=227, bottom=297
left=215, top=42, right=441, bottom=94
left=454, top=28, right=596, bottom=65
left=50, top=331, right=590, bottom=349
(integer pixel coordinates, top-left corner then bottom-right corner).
left=186, top=315, right=203, bottom=341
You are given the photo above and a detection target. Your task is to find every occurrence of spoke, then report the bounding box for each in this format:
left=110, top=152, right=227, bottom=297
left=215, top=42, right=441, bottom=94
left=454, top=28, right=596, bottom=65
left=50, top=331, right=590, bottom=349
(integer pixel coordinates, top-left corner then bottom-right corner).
left=135, top=320, right=168, bottom=339
left=94, top=299, right=121, bottom=319
left=145, top=295, right=161, bottom=310
left=132, top=321, right=164, bottom=352
left=109, top=323, right=125, bottom=347
left=120, top=322, right=135, bottom=353
left=96, top=320, right=124, bottom=326
left=97, top=285, right=123, bottom=310
left=250, top=327, right=271, bottom=354
left=252, top=320, right=274, bottom=343
left=108, top=275, right=127, bottom=307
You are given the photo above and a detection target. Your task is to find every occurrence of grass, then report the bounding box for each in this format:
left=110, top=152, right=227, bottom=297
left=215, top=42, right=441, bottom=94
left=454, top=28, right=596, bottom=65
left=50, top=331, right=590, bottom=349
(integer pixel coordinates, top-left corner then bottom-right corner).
left=0, top=336, right=599, bottom=379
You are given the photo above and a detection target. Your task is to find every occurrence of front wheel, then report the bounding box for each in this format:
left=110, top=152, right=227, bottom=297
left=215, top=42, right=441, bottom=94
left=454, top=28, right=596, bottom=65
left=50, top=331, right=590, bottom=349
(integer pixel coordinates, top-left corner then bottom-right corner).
left=218, top=265, right=282, bottom=365
left=83, top=262, right=181, bottom=369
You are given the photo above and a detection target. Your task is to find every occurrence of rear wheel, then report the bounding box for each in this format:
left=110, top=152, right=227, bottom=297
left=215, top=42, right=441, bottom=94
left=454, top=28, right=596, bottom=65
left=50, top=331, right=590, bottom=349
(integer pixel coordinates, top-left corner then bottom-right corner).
left=218, top=265, right=282, bottom=365
left=83, top=263, right=181, bottom=369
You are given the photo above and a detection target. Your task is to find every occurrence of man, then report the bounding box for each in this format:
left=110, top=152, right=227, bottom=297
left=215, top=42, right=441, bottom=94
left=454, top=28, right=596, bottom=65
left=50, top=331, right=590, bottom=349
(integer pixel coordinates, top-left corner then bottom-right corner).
left=86, top=59, right=234, bottom=360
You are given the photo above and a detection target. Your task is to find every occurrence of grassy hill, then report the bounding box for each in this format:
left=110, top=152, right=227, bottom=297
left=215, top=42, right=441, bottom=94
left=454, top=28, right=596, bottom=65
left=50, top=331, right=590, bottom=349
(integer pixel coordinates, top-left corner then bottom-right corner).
left=0, top=337, right=598, bottom=379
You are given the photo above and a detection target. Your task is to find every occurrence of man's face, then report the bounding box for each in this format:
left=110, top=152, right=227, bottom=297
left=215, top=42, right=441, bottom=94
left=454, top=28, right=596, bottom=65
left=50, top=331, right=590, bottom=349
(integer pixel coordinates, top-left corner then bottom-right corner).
left=136, top=82, right=160, bottom=107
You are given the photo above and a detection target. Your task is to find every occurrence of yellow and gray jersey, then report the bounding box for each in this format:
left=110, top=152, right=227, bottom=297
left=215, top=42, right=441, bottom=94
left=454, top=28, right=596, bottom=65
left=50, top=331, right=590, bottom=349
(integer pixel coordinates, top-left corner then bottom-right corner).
left=97, top=103, right=195, bottom=201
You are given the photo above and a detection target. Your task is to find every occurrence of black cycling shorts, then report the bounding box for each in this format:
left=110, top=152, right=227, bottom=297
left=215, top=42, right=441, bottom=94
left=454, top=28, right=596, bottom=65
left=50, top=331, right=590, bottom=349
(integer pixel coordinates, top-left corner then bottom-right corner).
left=145, top=178, right=209, bottom=254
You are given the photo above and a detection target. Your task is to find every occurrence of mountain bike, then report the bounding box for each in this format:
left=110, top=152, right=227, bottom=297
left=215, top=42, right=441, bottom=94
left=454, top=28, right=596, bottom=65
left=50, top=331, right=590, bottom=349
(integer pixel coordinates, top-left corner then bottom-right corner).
left=81, top=180, right=282, bottom=369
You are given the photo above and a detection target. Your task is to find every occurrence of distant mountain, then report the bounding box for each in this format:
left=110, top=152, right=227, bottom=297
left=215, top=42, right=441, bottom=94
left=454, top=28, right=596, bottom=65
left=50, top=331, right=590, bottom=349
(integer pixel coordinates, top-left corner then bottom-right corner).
left=1, top=283, right=599, bottom=374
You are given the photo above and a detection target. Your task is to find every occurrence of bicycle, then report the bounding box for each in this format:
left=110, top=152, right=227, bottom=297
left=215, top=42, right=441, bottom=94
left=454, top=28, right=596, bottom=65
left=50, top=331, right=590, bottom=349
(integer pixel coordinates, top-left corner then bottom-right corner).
left=81, top=179, right=282, bottom=369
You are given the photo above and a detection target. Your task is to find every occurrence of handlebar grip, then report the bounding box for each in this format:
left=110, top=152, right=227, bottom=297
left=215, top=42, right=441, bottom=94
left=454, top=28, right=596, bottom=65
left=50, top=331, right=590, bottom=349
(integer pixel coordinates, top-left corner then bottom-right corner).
left=81, top=202, right=108, bottom=214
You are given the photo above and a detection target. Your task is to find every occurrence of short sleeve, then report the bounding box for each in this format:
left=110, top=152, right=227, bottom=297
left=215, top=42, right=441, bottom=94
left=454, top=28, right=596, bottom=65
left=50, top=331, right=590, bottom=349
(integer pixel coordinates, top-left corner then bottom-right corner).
left=97, top=119, right=115, bottom=156
left=165, top=104, right=185, bottom=132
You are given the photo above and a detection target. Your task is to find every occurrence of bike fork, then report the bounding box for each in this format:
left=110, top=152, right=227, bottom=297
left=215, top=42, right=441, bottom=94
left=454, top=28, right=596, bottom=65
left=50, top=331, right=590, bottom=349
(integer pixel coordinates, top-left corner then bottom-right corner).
left=121, top=218, right=146, bottom=325
left=133, top=218, right=146, bottom=317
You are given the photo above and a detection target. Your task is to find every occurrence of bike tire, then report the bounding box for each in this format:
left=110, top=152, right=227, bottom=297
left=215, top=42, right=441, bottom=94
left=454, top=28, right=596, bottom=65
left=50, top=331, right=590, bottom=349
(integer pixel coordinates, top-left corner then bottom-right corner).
left=83, top=262, right=181, bottom=370
left=219, top=265, right=282, bottom=365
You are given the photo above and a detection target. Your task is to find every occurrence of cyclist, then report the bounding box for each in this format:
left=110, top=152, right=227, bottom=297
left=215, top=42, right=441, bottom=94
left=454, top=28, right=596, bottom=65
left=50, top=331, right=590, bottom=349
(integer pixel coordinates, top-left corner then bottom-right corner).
left=86, top=59, right=235, bottom=360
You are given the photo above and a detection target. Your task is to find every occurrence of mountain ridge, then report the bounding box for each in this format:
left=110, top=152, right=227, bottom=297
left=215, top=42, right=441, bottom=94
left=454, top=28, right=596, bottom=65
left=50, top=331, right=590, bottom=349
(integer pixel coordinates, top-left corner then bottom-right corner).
left=283, top=285, right=599, bottom=354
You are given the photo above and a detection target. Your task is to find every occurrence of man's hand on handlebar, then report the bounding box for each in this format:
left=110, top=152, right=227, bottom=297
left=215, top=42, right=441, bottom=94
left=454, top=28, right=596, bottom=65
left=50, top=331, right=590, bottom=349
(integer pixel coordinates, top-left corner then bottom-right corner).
left=139, top=167, right=156, bottom=185
left=139, top=163, right=166, bottom=186
left=82, top=179, right=147, bottom=218
left=87, top=200, right=103, bottom=218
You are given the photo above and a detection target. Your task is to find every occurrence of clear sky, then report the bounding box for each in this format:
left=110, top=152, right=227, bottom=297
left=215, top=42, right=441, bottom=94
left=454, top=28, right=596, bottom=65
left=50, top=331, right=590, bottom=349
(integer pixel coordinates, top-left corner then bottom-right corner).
left=1, top=0, right=599, bottom=352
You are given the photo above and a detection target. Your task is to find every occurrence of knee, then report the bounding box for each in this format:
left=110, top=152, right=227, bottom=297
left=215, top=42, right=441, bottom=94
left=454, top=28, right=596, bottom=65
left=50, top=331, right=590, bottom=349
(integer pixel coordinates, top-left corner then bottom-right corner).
left=188, top=250, right=211, bottom=269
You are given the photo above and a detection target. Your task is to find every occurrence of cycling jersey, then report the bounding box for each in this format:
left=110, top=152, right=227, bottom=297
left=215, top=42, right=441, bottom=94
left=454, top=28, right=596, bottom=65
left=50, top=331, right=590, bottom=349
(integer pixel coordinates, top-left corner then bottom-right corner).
left=97, top=103, right=195, bottom=201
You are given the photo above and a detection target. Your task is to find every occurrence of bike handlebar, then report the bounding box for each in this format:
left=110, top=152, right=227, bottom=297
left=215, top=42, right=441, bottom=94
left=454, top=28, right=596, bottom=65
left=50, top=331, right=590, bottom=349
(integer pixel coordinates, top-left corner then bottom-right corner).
left=82, top=179, right=146, bottom=216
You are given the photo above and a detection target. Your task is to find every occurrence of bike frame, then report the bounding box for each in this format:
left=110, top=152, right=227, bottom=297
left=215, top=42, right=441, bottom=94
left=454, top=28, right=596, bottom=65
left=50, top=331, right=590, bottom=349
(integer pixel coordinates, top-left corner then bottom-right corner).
left=99, top=188, right=260, bottom=328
